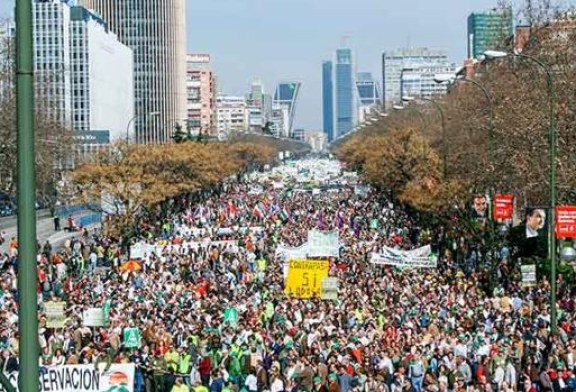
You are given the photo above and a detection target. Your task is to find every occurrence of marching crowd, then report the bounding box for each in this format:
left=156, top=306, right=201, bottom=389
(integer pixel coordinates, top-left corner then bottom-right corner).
left=1, top=158, right=576, bottom=392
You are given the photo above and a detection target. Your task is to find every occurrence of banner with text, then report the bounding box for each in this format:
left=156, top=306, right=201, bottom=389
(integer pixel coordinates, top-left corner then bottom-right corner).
left=307, top=230, right=340, bottom=258
left=0, top=364, right=135, bottom=392
left=370, top=245, right=437, bottom=268
left=285, top=259, right=330, bottom=298
left=556, top=205, right=576, bottom=238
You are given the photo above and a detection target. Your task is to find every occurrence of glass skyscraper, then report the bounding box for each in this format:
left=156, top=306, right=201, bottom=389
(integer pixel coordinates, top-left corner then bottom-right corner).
left=334, top=49, right=355, bottom=139
left=273, top=82, right=301, bottom=136
left=467, top=8, right=513, bottom=59
left=322, top=61, right=334, bottom=142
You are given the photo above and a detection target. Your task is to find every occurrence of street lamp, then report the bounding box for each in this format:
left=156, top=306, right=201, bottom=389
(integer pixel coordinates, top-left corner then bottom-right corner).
left=126, top=111, right=161, bottom=143
left=434, top=74, right=495, bottom=193
left=402, top=96, right=448, bottom=178
left=484, top=49, right=559, bottom=334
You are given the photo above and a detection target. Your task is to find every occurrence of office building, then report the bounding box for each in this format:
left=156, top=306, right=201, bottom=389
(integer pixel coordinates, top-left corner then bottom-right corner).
left=78, top=0, right=187, bottom=144
left=216, top=95, right=247, bottom=138
left=467, top=7, right=513, bottom=59
left=292, top=128, right=305, bottom=141
left=321, top=61, right=334, bottom=142
left=69, top=6, right=134, bottom=145
left=400, top=63, right=457, bottom=99
left=246, top=80, right=273, bottom=132
left=334, top=48, right=356, bottom=138
left=382, top=47, right=449, bottom=108
left=186, top=54, right=217, bottom=137
left=32, top=0, right=133, bottom=153
left=273, top=82, right=301, bottom=137
left=33, top=0, right=73, bottom=128
left=356, top=72, right=380, bottom=123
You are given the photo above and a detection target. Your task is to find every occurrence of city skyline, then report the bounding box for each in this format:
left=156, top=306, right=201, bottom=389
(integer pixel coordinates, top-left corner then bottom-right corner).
left=3, top=0, right=574, bottom=131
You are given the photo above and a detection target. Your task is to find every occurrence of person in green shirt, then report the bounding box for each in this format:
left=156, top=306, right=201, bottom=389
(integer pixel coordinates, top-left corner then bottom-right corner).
left=171, top=377, right=190, bottom=392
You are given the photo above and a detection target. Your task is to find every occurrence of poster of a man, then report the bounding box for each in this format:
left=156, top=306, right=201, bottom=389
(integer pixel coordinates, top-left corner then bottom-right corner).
left=471, top=194, right=489, bottom=220
left=509, top=207, right=548, bottom=259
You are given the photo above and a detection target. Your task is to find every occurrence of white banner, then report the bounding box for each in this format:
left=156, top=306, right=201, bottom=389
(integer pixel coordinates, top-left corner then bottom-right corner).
left=275, top=243, right=309, bottom=260
left=370, top=245, right=437, bottom=268
left=307, top=230, right=340, bottom=258
left=131, top=239, right=239, bottom=258
left=0, top=364, right=135, bottom=392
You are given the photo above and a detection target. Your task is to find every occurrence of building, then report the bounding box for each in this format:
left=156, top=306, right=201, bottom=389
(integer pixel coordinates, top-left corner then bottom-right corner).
left=0, top=20, right=15, bottom=101
left=292, top=128, right=305, bottom=141
left=356, top=72, right=380, bottom=123
left=321, top=61, right=334, bottom=142
left=186, top=54, right=217, bottom=137
left=69, top=6, right=134, bottom=143
left=78, top=0, right=187, bottom=144
left=31, top=0, right=133, bottom=152
left=216, top=95, right=247, bottom=139
left=273, top=82, right=301, bottom=137
left=269, top=105, right=290, bottom=138
left=334, top=48, right=356, bottom=138
left=467, top=7, right=513, bottom=59
left=305, top=131, right=327, bottom=152
left=33, top=0, right=73, bottom=128
left=246, top=80, right=273, bottom=133
left=382, top=47, right=449, bottom=108
left=400, top=63, right=457, bottom=99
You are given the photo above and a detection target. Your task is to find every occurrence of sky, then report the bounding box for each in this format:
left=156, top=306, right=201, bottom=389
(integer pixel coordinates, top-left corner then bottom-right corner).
left=2, top=0, right=574, bottom=130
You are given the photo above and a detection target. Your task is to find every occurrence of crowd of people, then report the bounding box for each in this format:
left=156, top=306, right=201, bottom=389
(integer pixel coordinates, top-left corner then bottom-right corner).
left=1, top=158, right=576, bottom=392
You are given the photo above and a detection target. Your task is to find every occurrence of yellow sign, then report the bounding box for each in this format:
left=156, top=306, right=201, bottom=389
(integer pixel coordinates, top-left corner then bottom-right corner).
left=285, top=259, right=329, bottom=298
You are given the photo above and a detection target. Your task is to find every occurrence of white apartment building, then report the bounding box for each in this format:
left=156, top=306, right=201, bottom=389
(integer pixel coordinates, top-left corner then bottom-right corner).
left=216, top=95, right=247, bottom=139
left=186, top=54, right=216, bottom=136
left=400, top=63, right=458, bottom=100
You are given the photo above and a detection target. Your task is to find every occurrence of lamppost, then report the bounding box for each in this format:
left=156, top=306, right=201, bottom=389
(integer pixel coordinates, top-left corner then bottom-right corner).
left=125, top=111, right=161, bottom=143
left=484, top=49, right=560, bottom=333
left=434, top=74, right=495, bottom=193
left=402, top=96, right=447, bottom=178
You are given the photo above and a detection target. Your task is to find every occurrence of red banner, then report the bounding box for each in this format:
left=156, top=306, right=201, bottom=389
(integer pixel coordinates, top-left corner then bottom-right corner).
left=555, top=205, right=576, bottom=238
left=493, top=194, right=514, bottom=220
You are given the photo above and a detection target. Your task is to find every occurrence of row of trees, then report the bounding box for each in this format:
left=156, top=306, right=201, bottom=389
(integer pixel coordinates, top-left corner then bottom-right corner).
left=334, top=2, right=576, bottom=219
left=68, top=139, right=282, bottom=239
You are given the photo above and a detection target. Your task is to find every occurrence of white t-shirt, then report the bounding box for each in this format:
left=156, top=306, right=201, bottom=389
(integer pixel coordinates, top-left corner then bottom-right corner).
left=245, top=374, right=258, bottom=391
left=270, top=378, right=285, bottom=392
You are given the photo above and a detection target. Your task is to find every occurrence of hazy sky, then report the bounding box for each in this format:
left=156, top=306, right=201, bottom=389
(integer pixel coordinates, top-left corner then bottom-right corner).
left=3, top=0, right=572, bottom=129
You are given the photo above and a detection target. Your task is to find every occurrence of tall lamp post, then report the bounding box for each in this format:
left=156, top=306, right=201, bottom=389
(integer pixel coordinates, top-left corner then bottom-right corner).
left=484, top=49, right=559, bottom=333
left=434, top=74, right=495, bottom=193
left=402, top=96, right=448, bottom=178
left=126, top=111, right=161, bottom=143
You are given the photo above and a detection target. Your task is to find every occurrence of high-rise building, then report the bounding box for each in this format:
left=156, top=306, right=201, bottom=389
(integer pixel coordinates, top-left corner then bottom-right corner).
left=467, top=8, right=513, bottom=59
left=69, top=6, right=134, bottom=147
left=356, top=72, right=380, bottom=123
left=334, top=48, right=356, bottom=138
left=382, top=48, right=449, bottom=108
left=269, top=105, right=290, bottom=138
left=400, top=63, right=457, bottom=100
left=273, top=82, right=301, bottom=137
left=31, top=0, right=133, bottom=153
left=246, top=80, right=273, bottom=133
left=33, top=0, right=73, bottom=128
left=78, top=0, right=187, bottom=144
left=216, top=95, right=247, bottom=139
left=186, top=54, right=217, bottom=137
left=321, top=61, right=334, bottom=142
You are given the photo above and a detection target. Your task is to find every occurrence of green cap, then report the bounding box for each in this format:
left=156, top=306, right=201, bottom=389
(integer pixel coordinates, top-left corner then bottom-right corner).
left=313, top=377, right=321, bottom=383
left=329, top=373, right=338, bottom=380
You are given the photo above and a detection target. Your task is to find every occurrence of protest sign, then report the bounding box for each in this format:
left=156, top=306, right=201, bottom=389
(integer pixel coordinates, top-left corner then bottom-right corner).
left=555, top=205, right=576, bottom=238
left=370, top=245, right=437, bottom=268
left=521, top=264, right=537, bottom=286
left=224, top=308, right=239, bottom=325
left=275, top=243, right=309, bottom=261
left=321, top=277, right=339, bottom=300
left=0, top=364, right=135, bottom=392
left=307, top=230, right=340, bottom=258
left=285, top=259, right=329, bottom=298
left=45, top=301, right=66, bottom=329
left=82, top=308, right=105, bottom=327
left=123, top=327, right=141, bottom=349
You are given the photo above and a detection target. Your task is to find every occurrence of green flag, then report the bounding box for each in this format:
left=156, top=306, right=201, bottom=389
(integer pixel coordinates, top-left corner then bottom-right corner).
left=123, top=327, right=141, bottom=348
left=224, top=308, right=239, bottom=325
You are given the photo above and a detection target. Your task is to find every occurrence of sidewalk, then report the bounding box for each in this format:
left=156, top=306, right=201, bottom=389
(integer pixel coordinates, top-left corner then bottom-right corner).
left=0, top=210, right=100, bottom=254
